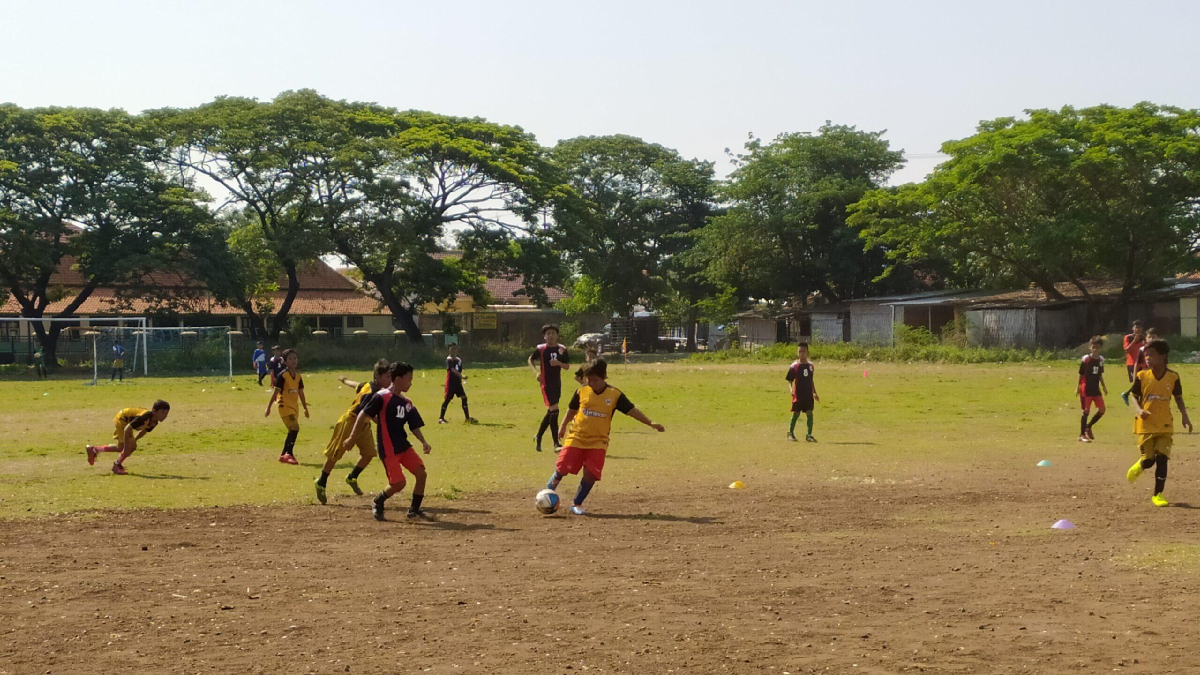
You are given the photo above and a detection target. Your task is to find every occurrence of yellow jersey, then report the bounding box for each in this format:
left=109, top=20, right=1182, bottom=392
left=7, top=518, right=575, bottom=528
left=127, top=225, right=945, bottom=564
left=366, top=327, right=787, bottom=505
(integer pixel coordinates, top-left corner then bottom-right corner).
left=562, top=384, right=635, bottom=450
left=1132, top=368, right=1183, bottom=435
left=346, top=381, right=377, bottom=418
left=276, top=370, right=304, bottom=416
left=114, top=407, right=157, bottom=434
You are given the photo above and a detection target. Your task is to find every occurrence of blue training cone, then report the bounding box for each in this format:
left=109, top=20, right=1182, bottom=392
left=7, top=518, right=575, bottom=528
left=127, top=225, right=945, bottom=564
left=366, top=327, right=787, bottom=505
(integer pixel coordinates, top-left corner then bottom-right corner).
left=1037, top=460, right=1053, bottom=467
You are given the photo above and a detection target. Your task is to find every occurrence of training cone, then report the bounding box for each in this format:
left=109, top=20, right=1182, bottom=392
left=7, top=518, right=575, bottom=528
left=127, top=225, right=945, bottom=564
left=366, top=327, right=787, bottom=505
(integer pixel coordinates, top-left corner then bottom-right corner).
left=863, top=369, right=869, bottom=377
left=1051, top=519, right=1075, bottom=530
left=729, top=481, right=745, bottom=490
left=1037, top=460, right=1053, bottom=467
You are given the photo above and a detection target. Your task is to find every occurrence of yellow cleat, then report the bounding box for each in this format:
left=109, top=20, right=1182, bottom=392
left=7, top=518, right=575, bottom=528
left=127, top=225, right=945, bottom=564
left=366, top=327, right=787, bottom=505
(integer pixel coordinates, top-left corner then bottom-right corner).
left=1152, top=493, right=1169, bottom=507
left=1127, top=461, right=1144, bottom=484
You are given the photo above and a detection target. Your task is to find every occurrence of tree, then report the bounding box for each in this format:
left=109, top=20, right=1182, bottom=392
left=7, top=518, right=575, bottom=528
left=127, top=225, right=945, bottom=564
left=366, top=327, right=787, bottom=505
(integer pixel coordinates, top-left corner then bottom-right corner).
left=550, top=135, right=717, bottom=317
left=851, top=103, right=1200, bottom=332
left=150, top=91, right=331, bottom=339
left=293, top=97, right=566, bottom=342
left=696, top=124, right=906, bottom=308
left=0, top=104, right=204, bottom=365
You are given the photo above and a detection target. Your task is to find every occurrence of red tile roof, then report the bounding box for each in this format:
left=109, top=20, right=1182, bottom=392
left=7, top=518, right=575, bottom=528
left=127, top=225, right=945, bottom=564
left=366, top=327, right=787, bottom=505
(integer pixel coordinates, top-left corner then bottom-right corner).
left=430, top=251, right=568, bottom=305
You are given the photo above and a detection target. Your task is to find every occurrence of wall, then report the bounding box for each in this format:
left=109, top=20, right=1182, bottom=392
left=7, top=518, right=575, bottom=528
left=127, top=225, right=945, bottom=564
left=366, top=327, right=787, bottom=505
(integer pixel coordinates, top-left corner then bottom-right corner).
left=1182, top=298, right=1198, bottom=338
left=738, top=318, right=777, bottom=347
left=810, top=314, right=845, bottom=343
left=1035, top=305, right=1085, bottom=348
left=851, top=304, right=896, bottom=345
left=964, top=309, right=1035, bottom=348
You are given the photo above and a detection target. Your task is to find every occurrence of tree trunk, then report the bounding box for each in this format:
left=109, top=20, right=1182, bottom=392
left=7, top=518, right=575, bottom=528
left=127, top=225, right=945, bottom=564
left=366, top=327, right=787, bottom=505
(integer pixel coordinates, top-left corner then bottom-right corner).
left=363, top=271, right=425, bottom=344
left=270, top=262, right=302, bottom=339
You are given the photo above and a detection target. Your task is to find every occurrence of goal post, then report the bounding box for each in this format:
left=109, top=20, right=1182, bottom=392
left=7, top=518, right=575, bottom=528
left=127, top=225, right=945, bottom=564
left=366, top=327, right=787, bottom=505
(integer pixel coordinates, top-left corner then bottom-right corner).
left=0, top=317, right=148, bottom=381
left=96, top=326, right=236, bottom=382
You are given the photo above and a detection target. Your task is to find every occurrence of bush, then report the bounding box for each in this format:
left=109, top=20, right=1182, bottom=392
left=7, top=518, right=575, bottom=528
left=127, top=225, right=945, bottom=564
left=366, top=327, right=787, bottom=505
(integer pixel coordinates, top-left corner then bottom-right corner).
left=689, top=341, right=1062, bottom=365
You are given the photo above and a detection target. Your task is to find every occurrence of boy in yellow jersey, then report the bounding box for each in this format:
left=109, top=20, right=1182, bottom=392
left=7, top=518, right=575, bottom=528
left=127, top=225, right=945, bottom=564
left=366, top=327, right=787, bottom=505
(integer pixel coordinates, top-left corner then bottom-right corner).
left=265, top=349, right=308, bottom=465
left=1126, top=339, right=1192, bottom=506
left=546, top=359, right=665, bottom=515
left=315, top=360, right=392, bottom=504
left=85, top=400, right=171, bottom=475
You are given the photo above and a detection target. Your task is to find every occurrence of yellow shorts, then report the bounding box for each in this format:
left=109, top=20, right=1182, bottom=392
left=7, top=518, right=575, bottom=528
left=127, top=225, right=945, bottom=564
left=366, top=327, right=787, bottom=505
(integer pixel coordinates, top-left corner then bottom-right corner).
left=112, top=422, right=127, bottom=441
left=113, top=359, right=124, bottom=369
left=280, top=412, right=300, bottom=432
left=324, top=413, right=375, bottom=462
left=1138, top=433, right=1173, bottom=460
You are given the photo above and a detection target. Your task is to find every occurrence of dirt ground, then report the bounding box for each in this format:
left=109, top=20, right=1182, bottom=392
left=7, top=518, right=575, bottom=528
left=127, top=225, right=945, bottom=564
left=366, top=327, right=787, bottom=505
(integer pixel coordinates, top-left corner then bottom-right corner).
left=4, top=466, right=1200, bottom=675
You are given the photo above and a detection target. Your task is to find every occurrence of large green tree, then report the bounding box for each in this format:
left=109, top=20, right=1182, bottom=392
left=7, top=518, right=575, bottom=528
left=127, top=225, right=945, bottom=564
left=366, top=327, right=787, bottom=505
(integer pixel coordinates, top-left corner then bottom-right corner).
left=696, top=124, right=906, bottom=308
left=550, top=135, right=716, bottom=318
left=850, top=103, right=1200, bottom=331
left=0, top=105, right=206, bottom=364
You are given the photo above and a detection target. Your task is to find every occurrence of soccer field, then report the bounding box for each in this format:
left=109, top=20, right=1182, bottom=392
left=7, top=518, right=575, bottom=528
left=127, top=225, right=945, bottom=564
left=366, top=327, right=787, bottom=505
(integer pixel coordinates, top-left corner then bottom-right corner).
left=3, top=360, right=1200, bottom=673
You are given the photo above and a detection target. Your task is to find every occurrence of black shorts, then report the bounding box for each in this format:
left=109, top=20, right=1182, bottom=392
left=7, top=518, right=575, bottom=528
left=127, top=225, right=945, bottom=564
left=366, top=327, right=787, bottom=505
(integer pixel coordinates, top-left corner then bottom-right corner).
left=444, top=380, right=466, bottom=399
left=541, top=380, right=562, bottom=407
left=791, top=400, right=814, bottom=414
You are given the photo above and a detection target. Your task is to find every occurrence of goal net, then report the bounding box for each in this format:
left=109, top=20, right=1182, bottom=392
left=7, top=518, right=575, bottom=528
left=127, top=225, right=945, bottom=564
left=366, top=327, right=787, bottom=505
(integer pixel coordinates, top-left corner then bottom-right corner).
left=93, top=326, right=235, bottom=383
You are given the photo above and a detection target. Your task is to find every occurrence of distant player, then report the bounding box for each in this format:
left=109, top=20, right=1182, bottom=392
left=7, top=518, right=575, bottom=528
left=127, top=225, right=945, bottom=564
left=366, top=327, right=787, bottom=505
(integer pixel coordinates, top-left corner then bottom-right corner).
left=1126, top=339, right=1192, bottom=507
left=528, top=324, right=571, bottom=452
left=252, top=341, right=268, bottom=386
left=267, top=345, right=285, bottom=388
left=574, top=342, right=600, bottom=385
left=546, top=359, right=665, bottom=515
left=265, top=348, right=308, bottom=465
left=785, top=343, right=819, bottom=442
left=110, top=342, right=126, bottom=382
left=1077, top=336, right=1108, bottom=442
left=85, top=400, right=171, bottom=475
left=1122, top=327, right=1158, bottom=406
left=438, top=343, right=475, bottom=424
left=33, top=348, right=46, bottom=379
left=314, top=360, right=392, bottom=504
left=344, top=361, right=432, bottom=521
left=1122, top=320, right=1145, bottom=382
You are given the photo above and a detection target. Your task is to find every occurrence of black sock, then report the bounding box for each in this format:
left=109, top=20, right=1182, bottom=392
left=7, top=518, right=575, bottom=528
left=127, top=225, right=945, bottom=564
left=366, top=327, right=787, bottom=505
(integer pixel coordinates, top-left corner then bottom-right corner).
left=347, top=465, right=365, bottom=480
left=1141, top=456, right=1157, bottom=470
left=283, top=429, right=298, bottom=456
left=1155, top=456, right=1169, bottom=495
left=317, top=471, right=329, bottom=487
left=549, top=411, right=560, bottom=446
left=1088, top=412, right=1103, bottom=429
left=410, top=493, right=424, bottom=512
left=537, top=413, right=551, bottom=442
left=462, top=397, right=470, bottom=420
left=375, top=491, right=389, bottom=504
left=1080, top=413, right=1088, bottom=435
left=440, top=397, right=451, bottom=420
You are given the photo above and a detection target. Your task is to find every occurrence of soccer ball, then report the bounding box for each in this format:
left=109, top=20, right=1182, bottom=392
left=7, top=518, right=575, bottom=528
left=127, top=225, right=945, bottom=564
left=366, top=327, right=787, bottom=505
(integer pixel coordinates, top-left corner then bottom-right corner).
left=535, top=489, right=560, bottom=514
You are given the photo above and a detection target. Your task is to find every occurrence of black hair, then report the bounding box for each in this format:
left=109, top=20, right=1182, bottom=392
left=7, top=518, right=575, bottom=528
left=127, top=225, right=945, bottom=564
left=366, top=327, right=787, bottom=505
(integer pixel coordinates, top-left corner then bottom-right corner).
left=390, top=361, right=415, bottom=379
left=282, top=348, right=297, bottom=362
left=798, top=342, right=810, bottom=350
left=373, top=359, right=391, bottom=378
left=584, top=358, right=608, bottom=379
left=152, top=399, right=171, bottom=412
left=271, top=345, right=282, bottom=351
left=1146, top=339, right=1170, bottom=357
left=1132, top=320, right=1144, bottom=328
left=541, top=324, right=560, bottom=336
left=1089, top=335, right=1105, bottom=347
left=448, top=343, right=458, bottom=350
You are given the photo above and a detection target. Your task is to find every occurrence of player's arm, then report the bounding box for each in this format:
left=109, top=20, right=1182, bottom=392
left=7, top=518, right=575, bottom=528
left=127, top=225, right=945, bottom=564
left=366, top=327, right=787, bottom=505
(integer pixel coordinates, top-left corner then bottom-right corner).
left=558, top=349, right=571, bottom=370
left=528, top=349, right=541, bottom=380
left=811, top=375, right=819, bottom=402
left=557, top=407, right=578, bottom=440
left=411, top=426, right=432, bottom=454
left=122, top=423, right=138, bottom=450
left=338, top=376, right=361, bottom=389
left=1100, top=372, right=1108, bottom=396
left=265, top=386, right=280, bottom=417
left=342, top=410, right=372, bottom=451
left=299, top=381, right=309, bottom=418
left=1174, top=379, right=1191, bottom=433
left=1130, top=378, right=1149, bottom=418
left=617, top=393, right=665, bottom=432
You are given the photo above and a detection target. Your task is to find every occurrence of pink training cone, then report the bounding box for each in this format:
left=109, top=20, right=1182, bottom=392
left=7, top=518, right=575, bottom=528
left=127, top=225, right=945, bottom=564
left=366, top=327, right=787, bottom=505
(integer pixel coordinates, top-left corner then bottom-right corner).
left=1051, top=519, right=1075, bottom=530
left=863, top=369, right=868, bottom=378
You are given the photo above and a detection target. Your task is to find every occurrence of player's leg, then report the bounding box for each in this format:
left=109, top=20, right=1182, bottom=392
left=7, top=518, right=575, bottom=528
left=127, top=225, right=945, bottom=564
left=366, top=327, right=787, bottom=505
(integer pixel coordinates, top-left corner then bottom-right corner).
left=548, top=446, right=584, bottom=491
left=805, top=410, right=816, bottom=442
left=1128, top=436, right=1159, bottom=483
left=545, top=384, right=562, bottom=448
left=279, top=415, right=299, bottom=464
left=460, top=392, right=472, bottom=422
left=345, top=431, right=373, bottom=496
left=373, top=454, right=408, bottom=520
left=405, top=454, right=427, bottom=518
left=571, top=452, right=605, bottom=514
left=788, top=410, right=800, bottom=441
left=439, top=392, right=453, bottom=423
left=1079, top=398, right=1091, bottom=441
left=1087, top=399, right=1105, bottom=439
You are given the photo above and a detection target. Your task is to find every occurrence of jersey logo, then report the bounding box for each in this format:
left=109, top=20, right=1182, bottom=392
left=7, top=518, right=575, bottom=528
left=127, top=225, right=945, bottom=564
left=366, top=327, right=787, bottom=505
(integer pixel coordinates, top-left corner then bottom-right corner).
left=582, top=408, right=608, bottom=418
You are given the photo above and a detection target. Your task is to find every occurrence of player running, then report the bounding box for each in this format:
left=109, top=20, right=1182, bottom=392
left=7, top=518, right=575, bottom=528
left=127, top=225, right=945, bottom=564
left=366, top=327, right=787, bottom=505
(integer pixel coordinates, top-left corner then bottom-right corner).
left=1077, top=336, right=1108, bottom=442
left=265, top=348, right=308, bottom=465
left=344, top=361, right=432, bottom=521
left=85, top=400, right=171, bottom=475
left=545, top=359, right=665, bottom=515
left=315, top=360, right=392, bottom=504
left=786, top=343, right=819, bottom=442
left=438, top=343, right=475, bottom=424
left=1126, top=338, right=1192, bottom=507
left=529, top=324, right=571, bottom=452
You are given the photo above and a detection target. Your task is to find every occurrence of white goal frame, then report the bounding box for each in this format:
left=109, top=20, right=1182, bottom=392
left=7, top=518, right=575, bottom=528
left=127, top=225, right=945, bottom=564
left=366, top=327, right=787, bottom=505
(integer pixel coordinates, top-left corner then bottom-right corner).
left=0, top=317, right=150, bottom=380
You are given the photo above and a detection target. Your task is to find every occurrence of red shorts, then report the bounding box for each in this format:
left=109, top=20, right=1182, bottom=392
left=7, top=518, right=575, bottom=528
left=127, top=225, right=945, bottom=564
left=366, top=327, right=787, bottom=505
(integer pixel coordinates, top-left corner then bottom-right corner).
left=1080, top=395, right=1106, bottom=413
left=382, top=447, right=424, bottom=486
left=555, top=446, right=606, bottom=481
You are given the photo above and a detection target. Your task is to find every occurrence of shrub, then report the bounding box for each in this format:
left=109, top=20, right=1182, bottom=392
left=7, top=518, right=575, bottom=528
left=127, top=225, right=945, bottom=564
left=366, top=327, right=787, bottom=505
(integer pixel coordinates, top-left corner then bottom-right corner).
left=689, top=341, right=1061, bottom=364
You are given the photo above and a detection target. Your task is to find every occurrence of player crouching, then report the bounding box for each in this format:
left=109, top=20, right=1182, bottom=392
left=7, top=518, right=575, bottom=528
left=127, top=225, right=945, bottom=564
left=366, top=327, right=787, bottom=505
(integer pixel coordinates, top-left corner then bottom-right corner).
left=343, top=362, right=432, bottom=521
left=546, top=359, right=664, bottom=515
left=85, top=400, right=171, bottom=475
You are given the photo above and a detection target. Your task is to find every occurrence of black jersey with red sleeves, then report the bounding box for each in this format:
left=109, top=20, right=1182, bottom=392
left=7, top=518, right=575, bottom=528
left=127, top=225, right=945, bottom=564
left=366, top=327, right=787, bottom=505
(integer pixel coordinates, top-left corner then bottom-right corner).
left=785, top=361, right=815, bottom=404
left=360, top=389, right=425, bottom=457
left=1078, top=354, right=1105, bottom=397
left=530, top=343, right=569, bottom=385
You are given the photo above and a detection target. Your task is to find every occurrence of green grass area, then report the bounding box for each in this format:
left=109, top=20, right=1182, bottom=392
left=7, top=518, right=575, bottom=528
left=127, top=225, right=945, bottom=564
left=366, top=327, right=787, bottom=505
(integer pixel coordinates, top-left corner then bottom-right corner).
left=1, top=359, right=1188, bottom=519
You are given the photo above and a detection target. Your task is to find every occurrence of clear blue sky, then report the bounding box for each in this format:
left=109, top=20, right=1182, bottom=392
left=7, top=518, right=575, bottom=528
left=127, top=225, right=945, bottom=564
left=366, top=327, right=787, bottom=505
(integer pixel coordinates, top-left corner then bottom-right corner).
left=3, top=0, right=1198, bottom=184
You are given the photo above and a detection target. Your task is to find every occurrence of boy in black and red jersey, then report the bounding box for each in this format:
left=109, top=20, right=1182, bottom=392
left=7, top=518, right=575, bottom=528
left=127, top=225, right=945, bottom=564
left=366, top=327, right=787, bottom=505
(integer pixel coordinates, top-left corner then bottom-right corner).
left=343, top=361, right=432, bottom=521
left=1077, top=336, right=1108, bottom=442
left=438, top=343, right=475, bottom=424
left=528, top=324, right=571, bottom=452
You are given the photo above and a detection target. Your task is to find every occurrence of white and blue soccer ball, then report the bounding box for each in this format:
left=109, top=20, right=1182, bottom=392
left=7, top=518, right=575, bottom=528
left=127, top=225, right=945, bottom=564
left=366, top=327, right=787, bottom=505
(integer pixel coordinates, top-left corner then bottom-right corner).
left=535, top=488, right=560, bottom=514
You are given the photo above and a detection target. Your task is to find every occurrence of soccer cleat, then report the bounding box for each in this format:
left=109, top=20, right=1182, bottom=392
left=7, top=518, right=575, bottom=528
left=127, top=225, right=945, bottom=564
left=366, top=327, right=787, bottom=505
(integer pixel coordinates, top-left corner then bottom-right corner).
left=787, top=433, right=798, bottom=442
left=554, top=443, right=563, bottom=451
left=535, top=437, right=543, bottom=453
left=1086, top=428, right=1095, bottom=441
left=1121, top=391, right=1131, bottom=406
left=86, top=445, right=97, bottom=466
left=372, top=497, right=386, bottom=521
left=466, top=418, right=478, bottom=424
left=438, top=418, right=448, bottom=424
left=1127, top=460, right=1144, bottom=484
left=1078, top=435, right=1091, bottom=443
left=345, top=475, right=363, bottom=496
left=406, top=508, right=424, bottom=519
left=806, top=435, right=817, bottom=443
left=315, top=480, right=327, bottom=505
left=1152, top=493, right=1169, bottom=507
left=111, top=462, right=127, bottom=476
left=570, top=505, right=586, bottom=516
left=279, top=454, right=298, bottom=465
